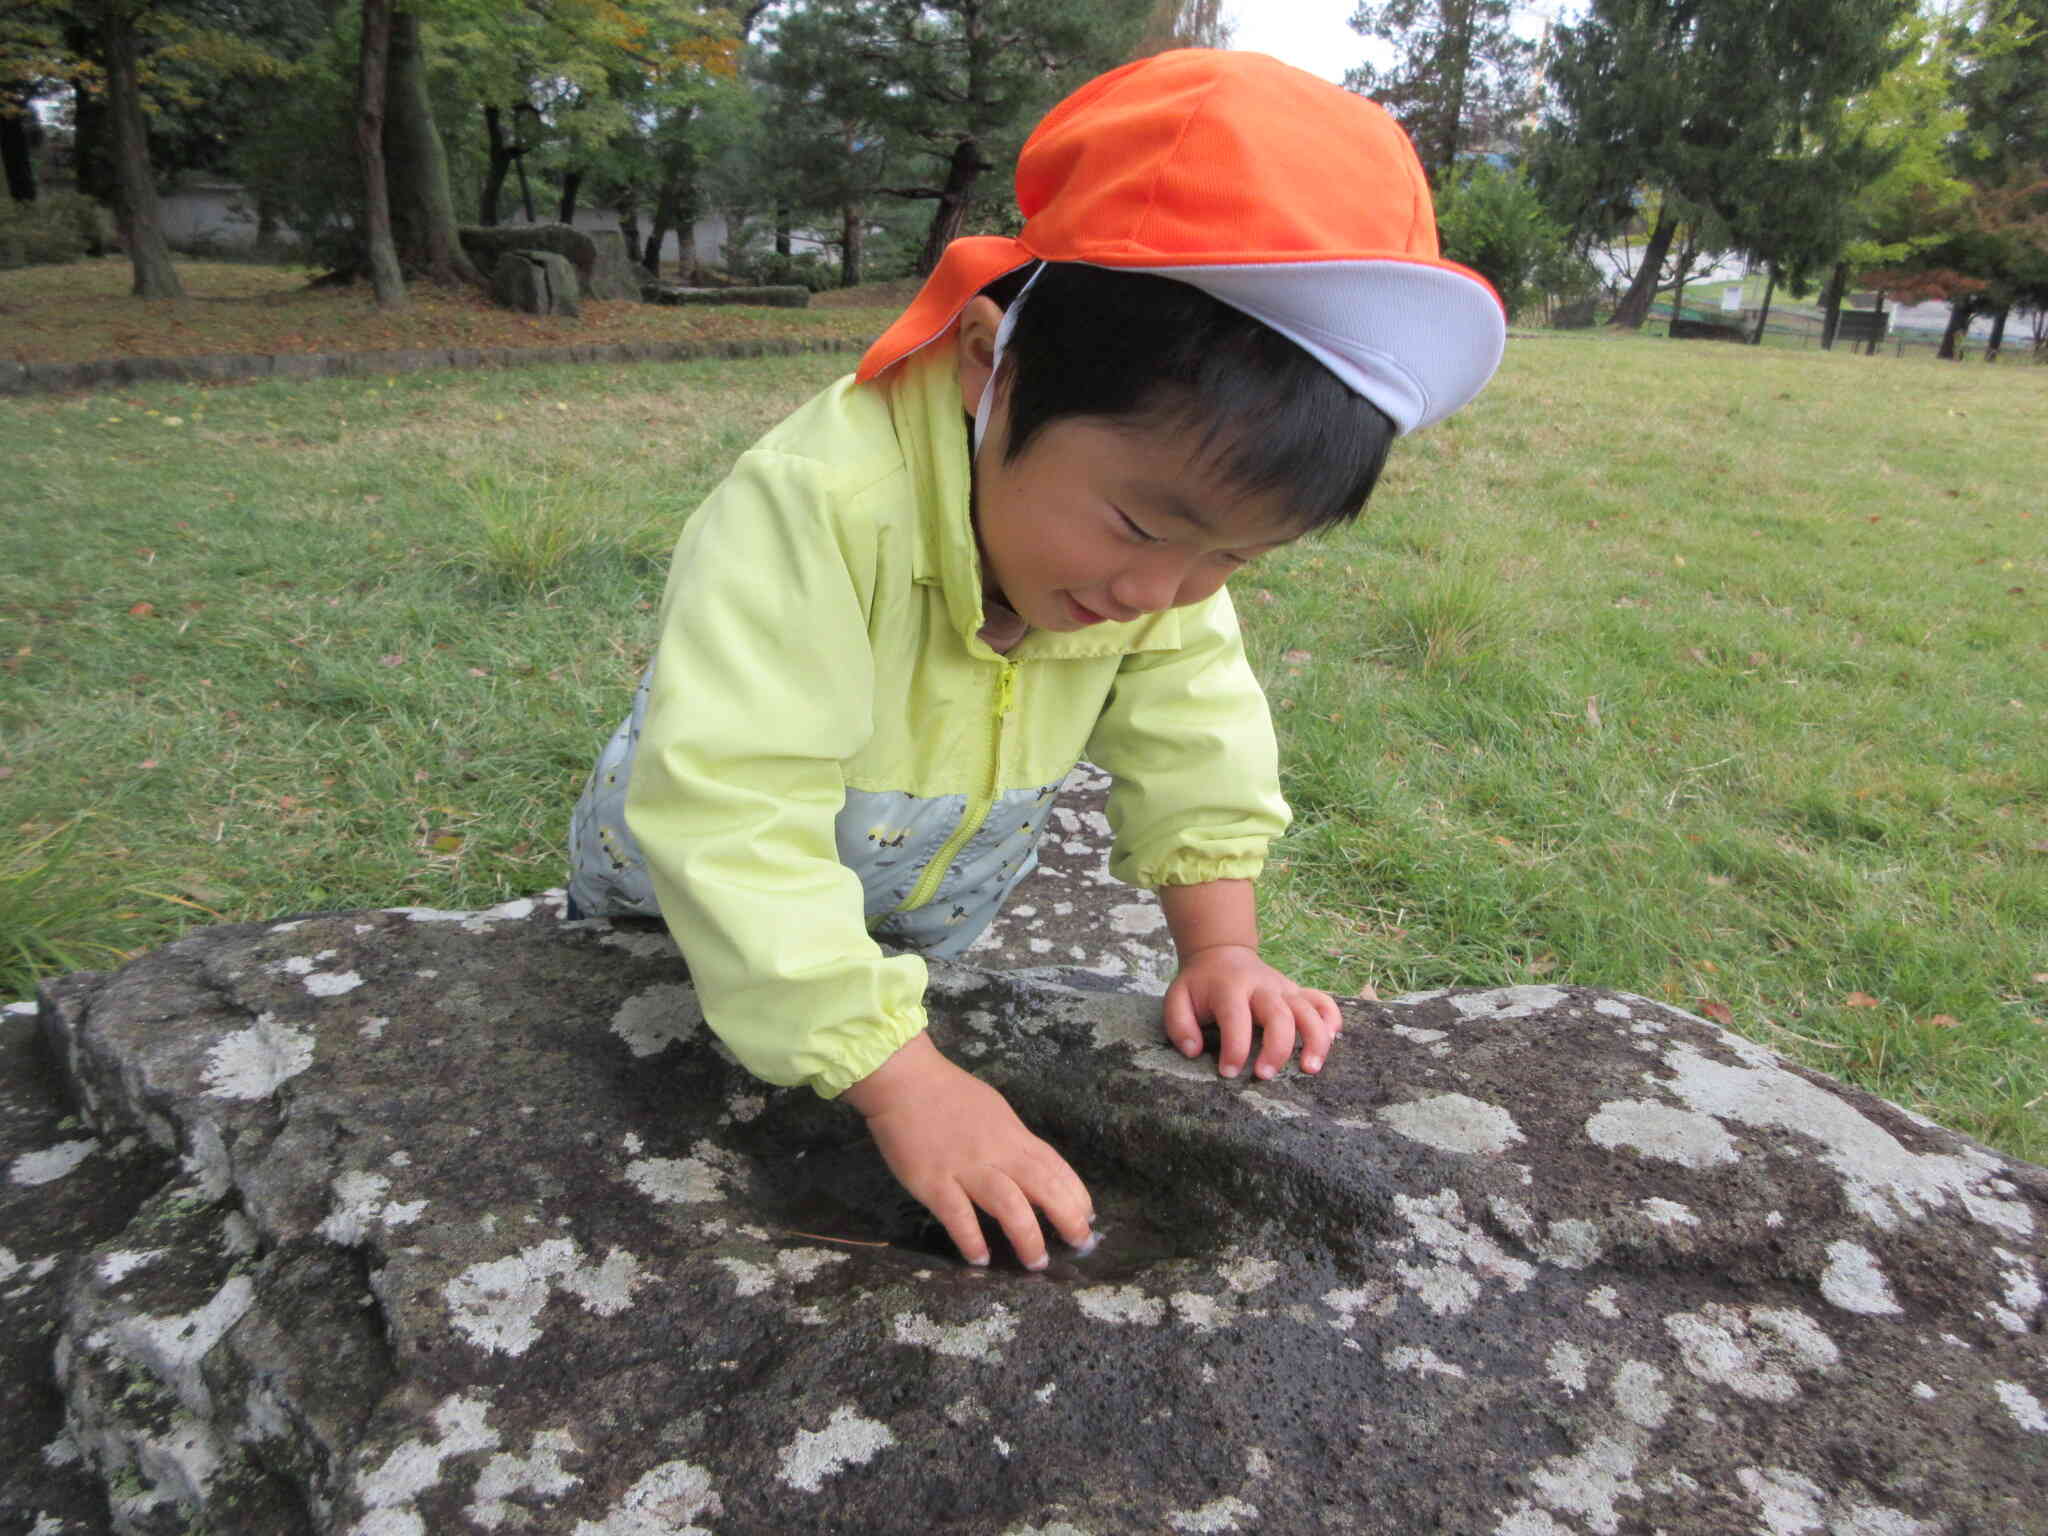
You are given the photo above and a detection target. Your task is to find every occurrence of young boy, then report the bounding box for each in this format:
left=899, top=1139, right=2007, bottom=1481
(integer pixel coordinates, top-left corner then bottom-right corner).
left=568, top=50, right=1504, bottom=1272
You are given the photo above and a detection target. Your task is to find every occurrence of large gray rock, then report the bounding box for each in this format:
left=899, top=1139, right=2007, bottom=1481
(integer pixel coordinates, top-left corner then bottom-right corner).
left=460, top=225, right=639, bottom=303
left=490, top=250, right=580, bottom=319
left=14, top=895, right=2046, bottom=1534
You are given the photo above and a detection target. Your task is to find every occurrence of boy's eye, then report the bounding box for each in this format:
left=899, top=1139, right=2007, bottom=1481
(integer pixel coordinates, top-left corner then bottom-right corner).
left=1115, top=509, right=1164, bottom=544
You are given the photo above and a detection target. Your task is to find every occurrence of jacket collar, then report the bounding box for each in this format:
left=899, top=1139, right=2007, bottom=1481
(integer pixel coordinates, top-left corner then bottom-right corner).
left=882, top=350, right=1183, bottom=661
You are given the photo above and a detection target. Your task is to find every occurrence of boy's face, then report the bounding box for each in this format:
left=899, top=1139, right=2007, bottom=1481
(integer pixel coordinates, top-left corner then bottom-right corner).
left=969, top=394, right=1306, bottom=633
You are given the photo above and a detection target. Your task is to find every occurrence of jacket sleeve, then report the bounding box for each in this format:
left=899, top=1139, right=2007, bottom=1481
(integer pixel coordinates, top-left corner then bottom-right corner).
left=623, top=449, right=928, bottom=1099
left=1083, top=588, right=1291, bottom=889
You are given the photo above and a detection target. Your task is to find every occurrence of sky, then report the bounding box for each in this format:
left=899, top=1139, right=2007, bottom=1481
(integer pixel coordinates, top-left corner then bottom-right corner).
left=1221, top=1, right=1379, bottom=84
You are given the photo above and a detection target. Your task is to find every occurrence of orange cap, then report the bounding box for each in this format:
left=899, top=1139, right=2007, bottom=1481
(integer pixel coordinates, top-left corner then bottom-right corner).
left=856, top=49, right=1505, bottom=434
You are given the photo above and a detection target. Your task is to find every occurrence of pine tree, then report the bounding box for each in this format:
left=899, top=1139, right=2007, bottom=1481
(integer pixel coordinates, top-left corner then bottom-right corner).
left=1343, top=0, right=1536, bottom=183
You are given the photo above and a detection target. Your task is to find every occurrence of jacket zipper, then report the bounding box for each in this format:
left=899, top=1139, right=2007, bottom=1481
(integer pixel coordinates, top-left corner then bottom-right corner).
left=895, top=659, right=1019, bottom=913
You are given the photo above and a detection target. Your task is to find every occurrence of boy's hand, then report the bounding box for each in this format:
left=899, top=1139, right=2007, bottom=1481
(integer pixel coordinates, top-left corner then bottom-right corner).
left=1164, top=944, right=1343, bottom=1080
left=842, top=1032, right=1094, bottom=1270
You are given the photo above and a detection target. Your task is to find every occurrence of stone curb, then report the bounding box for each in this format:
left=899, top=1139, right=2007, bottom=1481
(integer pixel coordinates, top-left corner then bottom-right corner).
left=0, top=334, right=876, bottom=398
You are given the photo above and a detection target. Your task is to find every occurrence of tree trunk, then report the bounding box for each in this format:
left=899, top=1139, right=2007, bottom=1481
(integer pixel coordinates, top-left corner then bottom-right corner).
left=1748, top=267, right=1777, bottom=345
left=840, top=203, right=863, bottom=288
left=1937, top=300, right=1971, bottom=360
left=1985, top=304, right=2008, bottom=362
left=775, top=206, right=792, bottom=258
left=515, top=152, right=534, bottom=222
left=1670, top=266, right=1689, bottom=327
left=102, top=0, right=183, bottom=298
left=2, top=95, right=35, bottom=202
left=1866, top=292, right=1885, bottom=356
left=356, top=0, right=406, bottom=308
left=1608, top=205, right=1677, bottom=330
left=481, top=104, right=512, bottom=226
left=385, top=9, right=483, bottom=287
left=916, top=139, right=986, bottom=278
left=1818, top=260, right=1848, bottom=349
left=1427, top=0, right=1475, bottom=184
left=558, top=170, right=581, bottom=226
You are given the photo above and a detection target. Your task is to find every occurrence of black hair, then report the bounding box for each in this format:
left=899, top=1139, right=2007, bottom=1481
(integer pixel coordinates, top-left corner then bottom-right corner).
left=982, top=261, right=1396, bottom=532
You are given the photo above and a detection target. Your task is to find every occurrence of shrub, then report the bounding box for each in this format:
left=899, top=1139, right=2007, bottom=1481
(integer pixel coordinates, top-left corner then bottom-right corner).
left=0, top=191, right=103, bottom=269
left=750, top=251, right=838, bottom=292
left=1433, top=161, right=1578, bottom=324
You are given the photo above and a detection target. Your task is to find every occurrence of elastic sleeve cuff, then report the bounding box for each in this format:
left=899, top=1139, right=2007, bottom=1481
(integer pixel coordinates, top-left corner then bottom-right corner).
left=1117, top=850, right=1268, bottom=890
left=807, top=1004, right=931, bottom=1100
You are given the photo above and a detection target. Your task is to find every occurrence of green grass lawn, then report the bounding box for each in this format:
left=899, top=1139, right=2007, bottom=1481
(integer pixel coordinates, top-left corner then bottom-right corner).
left=4, top=332, right=2044, bottom=1157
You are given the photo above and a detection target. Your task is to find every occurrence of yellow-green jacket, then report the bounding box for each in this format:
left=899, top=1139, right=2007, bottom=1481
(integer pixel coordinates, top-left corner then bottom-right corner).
left=567, top=350, right=1288, bottom=1097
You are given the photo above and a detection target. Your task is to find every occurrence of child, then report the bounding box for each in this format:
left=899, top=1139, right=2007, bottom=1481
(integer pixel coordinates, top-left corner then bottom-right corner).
left=568, top=49, right=1504, bottom=1272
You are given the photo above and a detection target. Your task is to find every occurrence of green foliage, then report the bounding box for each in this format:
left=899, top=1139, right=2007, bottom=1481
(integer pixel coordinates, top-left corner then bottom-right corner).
left=1344, top=0, right=1538, bottom=181
left=1432, top=159, right=1571, bottom=321
left=0, top=189, right=101, bottom=267
left=0, top=821, right=135, bottom=999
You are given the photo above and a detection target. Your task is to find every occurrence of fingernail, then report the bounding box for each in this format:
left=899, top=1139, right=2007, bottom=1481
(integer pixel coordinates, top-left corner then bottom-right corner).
left=1069, top=1233, right=1099, bottom=1257
left=1255, top=1063, right=1275, bottom=1080
left=1221, top=1063, right=1239, bottom=1079
left=1180, top=1040, right=1200, bottom=1057
left=1025, top=1255, right=1049, bottom=1272
left=1304, top=1055, right=1322, bottom=1072
left=967, top=1253, right=989, bottom=1268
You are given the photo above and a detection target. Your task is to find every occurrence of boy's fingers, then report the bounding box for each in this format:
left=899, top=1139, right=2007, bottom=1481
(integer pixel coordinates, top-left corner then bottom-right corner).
left=1298, top=992, right=1341, bottom=1073
left=1026, top=1148, right=1096, bottom=1249
left=1214, top=995, right=1254, bottom=1077
left=1162, top=983, right=1203, bottom=1057
left=927, top=1184, right=991, bottom=1267
left=967, top=1170, right=1050, bottom=1272
left=1251, top=990, right=1297, bottom=1079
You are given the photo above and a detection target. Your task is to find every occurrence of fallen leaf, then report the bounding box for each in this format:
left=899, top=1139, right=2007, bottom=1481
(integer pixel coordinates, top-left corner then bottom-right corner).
left=1528, top=953, right=1558, bottom=976
left=128, top=601, right=155, bottom=618
left=1672, top=555, right=1687, bottom=568
left=1251, top=589, right=1275, bottom=605
left=1283, top=649, right=1313, bottom=665
left=1356, top=982, right=1380, bottom=1002
left=1844, top=992, right=1881, bottom=1008
left=468, top=667, right=489, bottom=677
left=430, top=834, right=464, bottom=854
left=2030, top=840, right=2048, bottom=854
left=1584, top=695, right=1602, bottom=729
left=1705, top=875, right=1732, bottom=887
left=1701, top=1001, right=1733, bottom=1025
left=379, top=653, right=404, bottom=667
left=2033, top=972, right=2048, bottom=985
left=138, top=759, right=158, bottom=770
left=1687, top=647, right=1708, bottom=664
left=1925, top=1014, right=1961, bottom=1029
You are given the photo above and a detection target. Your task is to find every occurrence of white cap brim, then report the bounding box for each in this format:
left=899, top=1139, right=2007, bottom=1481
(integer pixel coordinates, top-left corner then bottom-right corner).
left=1128, top=260, right=1506, bottom=435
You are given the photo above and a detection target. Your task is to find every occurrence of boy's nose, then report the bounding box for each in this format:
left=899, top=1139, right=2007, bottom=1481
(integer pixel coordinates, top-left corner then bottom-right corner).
left=1109, top=554, right=1190, bottom=617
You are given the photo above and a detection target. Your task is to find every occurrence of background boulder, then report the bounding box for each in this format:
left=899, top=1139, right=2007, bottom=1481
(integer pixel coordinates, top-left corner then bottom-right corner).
left=9, top=890, right=2042, bottom=1534
left=460, top=225, right=639, bottom=303
left=490, top=250, right=579, bottom=319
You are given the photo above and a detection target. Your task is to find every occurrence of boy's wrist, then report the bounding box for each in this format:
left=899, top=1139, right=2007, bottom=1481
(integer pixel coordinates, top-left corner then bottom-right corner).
left=1156, top=879, right=1261, bottom=964
left=840, top=1030, right=949, bottom=1119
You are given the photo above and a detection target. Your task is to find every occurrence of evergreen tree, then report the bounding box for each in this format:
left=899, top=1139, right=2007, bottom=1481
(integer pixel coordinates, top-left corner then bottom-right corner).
left=1537, top=0, right=1910, bottom=329
left=1344, top=0, right=1536, bottom=183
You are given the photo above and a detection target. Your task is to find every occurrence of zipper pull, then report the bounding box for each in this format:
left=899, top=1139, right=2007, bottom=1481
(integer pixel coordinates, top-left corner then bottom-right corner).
left=994, top=661, right=1018, bottom=718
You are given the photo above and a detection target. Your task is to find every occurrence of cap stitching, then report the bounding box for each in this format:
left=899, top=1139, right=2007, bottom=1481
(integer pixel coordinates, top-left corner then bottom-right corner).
left=1126, top=72, right=1227, bottom=257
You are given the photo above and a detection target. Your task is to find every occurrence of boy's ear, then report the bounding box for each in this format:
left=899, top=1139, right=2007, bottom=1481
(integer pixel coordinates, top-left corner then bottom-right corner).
left=955, top=296, right=1005, bottom=416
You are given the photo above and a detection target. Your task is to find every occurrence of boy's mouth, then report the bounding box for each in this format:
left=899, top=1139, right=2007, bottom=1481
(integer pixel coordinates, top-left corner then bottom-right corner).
left=1065, top=595, right=1109, bottom=626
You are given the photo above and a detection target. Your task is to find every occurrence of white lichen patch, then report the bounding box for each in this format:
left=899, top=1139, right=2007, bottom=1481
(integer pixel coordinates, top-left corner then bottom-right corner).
left=1592, top=998, right=1634, bottom=1020
left=1493, top=1503, right=1574, bottom=1534
left=1638, top=1198, right=1698, bottom=1227
left=304, top=969, right=364, bottom=997
left=1219, top=1255, right=1280, bottom=1293
left=467, top=1428, right=581, bottom=1530
left=1391, top=1024, right=1449, bottom=1045
left=1585, top=1100, right=1738, bottom=1169
left=1109, top=902, right=1166, bottom=935
left=9, top=1138, right=99, bottom=1186
left=1654, top=1041, right=2033, bottom=1236
left=97, top=1249, right=164, bottom=1286
left=1074, top=1284, right=1166, bottom=1326
left=1385, top=1345, right=1466, bottom=1380
left=1448, top=986, right=1570, bottom=1020
left=1546, top=1340, right=1590, bottom=1393
left=1527, top=1434, right=1641, bottom=1536
left=1991, top=1249, right=2042, bottom=1333
left=777, top=1406, right=896, bottom=1493
left=1170, top=1291, right=1227, bottom=1331
left=1585, top=1286, right=1621, bottom=1319
left=1385, top=1189, right=1535, bottom=1315
left=443, top=1239, right=646, bottom=1356
left=1377, top=1093, right=1525, bottom=1156
left=1610, top=1362, right=1672, bottom=1430
left=623, top=1151, right=728, bottom=1205
left=894, top=1303, right=1017, bottom=1360
left=1819, top=1240, right=1903, bottom=1316
left=1736, top=1467, right=1935, bottom=1536
left=573, top=1458, right=724, bottom=1531
left=1240, top=1090, right=1309, bottom=1120
left=1167, top=1496, right=1260, bottom=1532
left=1994, top=1380, right=2047, bottom=1432
left=389, top=896, right=537, bottom=931
left=202, top=1012, right=314, bottom=1099
left=1664, top=1304, right=1838, bottom=1402
left=317, top=1172, right=428, bottom=1245
left=611, top=984, right=703, bottom=1058
left=716, top=1247, right=848, bottom=1299
left=352, top=1392, right=501, bottom=1535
